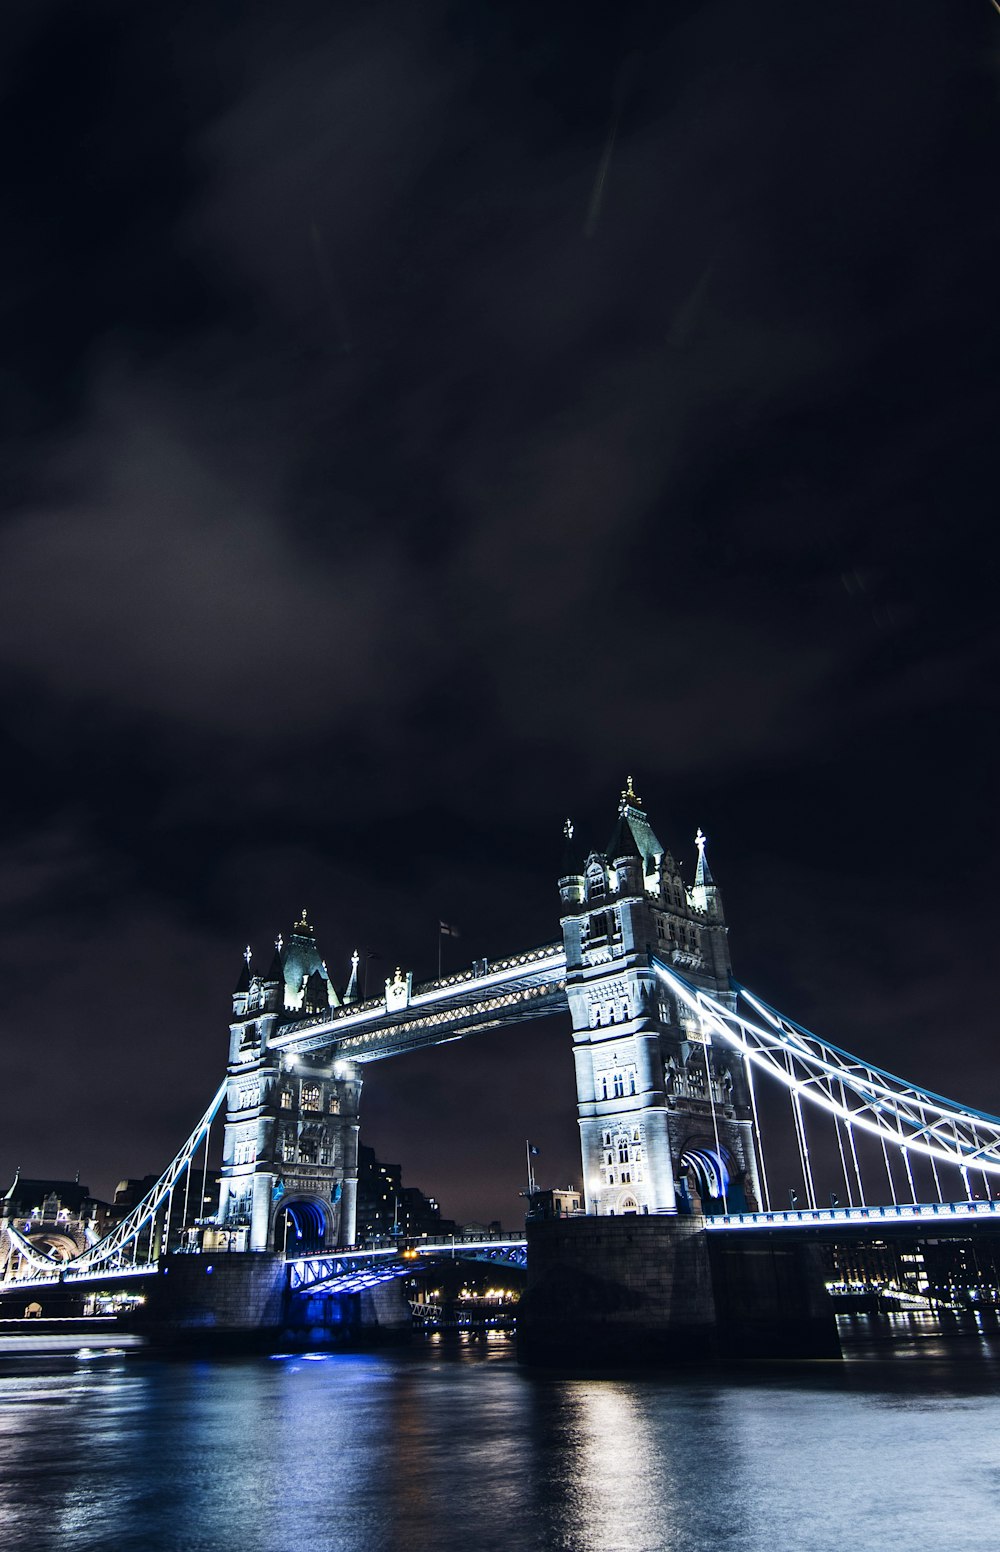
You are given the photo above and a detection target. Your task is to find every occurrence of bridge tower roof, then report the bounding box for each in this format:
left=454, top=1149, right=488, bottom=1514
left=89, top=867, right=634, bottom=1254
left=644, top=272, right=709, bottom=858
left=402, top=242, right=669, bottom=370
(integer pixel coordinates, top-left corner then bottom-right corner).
left=607, top=776, right=664, bottom=867
left=280, top=909, right=340, bottom=1013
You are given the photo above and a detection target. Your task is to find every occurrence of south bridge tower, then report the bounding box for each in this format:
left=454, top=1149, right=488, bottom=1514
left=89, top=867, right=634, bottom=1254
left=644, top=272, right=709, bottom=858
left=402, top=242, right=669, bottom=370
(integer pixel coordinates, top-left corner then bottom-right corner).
left=559, top=781, right=761, bottom=1217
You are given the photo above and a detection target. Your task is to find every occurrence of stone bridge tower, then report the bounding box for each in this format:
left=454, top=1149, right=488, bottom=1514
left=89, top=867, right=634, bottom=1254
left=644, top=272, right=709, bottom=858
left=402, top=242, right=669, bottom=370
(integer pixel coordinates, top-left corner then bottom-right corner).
left=560, top=781, right=761, bottom=1218
left=219, top=912, right=361, bottom=1252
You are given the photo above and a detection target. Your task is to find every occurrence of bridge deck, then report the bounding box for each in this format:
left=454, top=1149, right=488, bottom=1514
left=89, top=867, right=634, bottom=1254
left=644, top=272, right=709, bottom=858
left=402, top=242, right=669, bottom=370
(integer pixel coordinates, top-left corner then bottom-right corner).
left=268, top=944, right=568, bottom=1060
left=707, top=1200, right=1000, bottom=1232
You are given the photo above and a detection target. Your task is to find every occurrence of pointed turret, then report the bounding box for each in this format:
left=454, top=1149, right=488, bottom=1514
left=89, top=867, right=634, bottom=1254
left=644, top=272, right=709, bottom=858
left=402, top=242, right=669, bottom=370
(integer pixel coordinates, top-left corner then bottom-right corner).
left=690, top=827, right=722, bottom=919
left=344, top=950, right=360, bottom=1004
left=233, top=948, right=252, bottom=996
left=694, top=827, right=714, bottom=888
left=264, top=933, right=284, bottom=985
left=559, top=817, right=585, bottom=909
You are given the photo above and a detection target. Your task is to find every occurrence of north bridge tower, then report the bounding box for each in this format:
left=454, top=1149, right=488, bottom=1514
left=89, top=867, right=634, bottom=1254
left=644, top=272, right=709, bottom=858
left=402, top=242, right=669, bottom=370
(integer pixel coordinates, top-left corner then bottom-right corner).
left=221, top=912, right=362, bottom=1254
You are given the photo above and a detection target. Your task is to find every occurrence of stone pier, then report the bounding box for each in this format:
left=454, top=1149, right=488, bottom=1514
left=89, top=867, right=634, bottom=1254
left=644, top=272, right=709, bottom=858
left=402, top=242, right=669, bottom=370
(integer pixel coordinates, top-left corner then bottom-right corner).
left=517, top=1215, right=840, bottom=1367
left=135, top=1252, right=411, bottom=1351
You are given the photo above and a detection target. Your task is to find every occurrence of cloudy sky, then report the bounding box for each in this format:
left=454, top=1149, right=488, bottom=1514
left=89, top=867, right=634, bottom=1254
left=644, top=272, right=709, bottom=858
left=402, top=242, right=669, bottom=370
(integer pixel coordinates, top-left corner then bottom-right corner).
left=0, top=1, right=997, bottom=1222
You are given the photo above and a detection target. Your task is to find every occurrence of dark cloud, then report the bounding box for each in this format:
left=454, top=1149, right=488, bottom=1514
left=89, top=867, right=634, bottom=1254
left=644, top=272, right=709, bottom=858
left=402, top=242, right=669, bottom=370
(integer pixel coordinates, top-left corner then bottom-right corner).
left=0, top=0, right=997, bottom=1221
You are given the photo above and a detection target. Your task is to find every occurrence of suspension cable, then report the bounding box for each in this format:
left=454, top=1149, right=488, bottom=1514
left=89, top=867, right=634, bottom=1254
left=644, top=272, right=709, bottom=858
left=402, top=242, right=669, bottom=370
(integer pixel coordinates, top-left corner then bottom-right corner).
left=838, top=1077, right=866, bottom=1206
left=785, top=1050, right=816, bottom=1208
left=833, top=1103, right=853, bottom=1207
left=744, top=1051, right=771, bottom=1210
left=879, top=1128, right=898, bottom=1206
left=701, top=1032, right=728, bottom=1213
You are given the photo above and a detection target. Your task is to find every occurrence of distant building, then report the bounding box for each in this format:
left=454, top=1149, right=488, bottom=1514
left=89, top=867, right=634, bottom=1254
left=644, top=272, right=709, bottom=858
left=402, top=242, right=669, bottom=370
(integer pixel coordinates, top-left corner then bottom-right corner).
left=355, top=1143, right=456, bottom=1241
left=524, top=1187, right=582, bottom=1220
left=0, top=1176, right=111, bottom=1281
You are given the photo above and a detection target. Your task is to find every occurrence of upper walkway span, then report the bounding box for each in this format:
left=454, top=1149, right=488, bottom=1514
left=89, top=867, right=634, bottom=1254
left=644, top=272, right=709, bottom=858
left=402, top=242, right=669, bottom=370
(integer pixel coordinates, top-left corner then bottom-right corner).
left=268, top=943, right=567, bottom=1062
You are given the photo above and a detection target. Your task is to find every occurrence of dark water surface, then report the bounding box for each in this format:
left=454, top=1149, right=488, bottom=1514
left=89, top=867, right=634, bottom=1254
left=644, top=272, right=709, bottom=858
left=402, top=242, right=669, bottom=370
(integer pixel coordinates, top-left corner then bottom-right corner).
left=3, top=1317, right=1000, bottom=1552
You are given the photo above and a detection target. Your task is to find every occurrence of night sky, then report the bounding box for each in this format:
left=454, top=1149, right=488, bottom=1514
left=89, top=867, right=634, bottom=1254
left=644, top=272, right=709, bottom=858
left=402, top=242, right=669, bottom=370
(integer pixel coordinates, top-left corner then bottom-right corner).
left=1, top=2, right=997, bottom=1225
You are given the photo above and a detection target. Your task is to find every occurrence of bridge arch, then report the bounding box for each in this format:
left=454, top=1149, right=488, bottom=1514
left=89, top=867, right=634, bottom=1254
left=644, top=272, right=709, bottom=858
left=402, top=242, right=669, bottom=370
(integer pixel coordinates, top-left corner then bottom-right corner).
left=25, top=1231, right=82, bottom=1262
left=273, top=1196, right=334, bottom=1257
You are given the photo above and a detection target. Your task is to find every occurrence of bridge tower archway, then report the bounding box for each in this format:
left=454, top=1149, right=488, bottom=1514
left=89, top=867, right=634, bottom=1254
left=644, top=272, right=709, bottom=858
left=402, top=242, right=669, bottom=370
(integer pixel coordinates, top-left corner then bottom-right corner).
left=273, top=1197, right=333, bottom=1257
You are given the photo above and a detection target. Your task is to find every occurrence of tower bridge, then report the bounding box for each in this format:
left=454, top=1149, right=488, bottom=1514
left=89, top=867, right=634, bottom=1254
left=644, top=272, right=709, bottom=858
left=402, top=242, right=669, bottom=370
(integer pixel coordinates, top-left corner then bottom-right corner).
left=5, top=780, right=1000, bottom=1362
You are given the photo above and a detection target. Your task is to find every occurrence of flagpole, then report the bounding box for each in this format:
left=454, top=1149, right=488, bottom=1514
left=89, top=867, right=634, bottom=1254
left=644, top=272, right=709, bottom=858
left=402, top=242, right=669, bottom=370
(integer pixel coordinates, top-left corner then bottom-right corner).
left=437, top=926, right=441, bottom=981
left=525, top=1139, right=533, bottom=1194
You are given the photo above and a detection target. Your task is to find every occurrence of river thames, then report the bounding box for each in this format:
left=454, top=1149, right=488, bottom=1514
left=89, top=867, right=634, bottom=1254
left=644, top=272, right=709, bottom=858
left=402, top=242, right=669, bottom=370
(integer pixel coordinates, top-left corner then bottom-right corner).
left=2, top=1316, right=999, bottom=1552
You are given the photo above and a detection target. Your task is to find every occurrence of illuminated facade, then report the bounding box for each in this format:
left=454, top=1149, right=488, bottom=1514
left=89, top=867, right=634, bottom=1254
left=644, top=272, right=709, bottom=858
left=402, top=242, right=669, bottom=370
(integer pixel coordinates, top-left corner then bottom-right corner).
left=219, top=912, right=362, bottom=1252
left=560, top=782, right=761, bottom=1217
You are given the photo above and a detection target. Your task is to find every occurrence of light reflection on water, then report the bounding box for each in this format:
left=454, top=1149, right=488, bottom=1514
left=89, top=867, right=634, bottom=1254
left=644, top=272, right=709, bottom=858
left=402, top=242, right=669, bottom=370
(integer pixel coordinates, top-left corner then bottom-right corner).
left=1, top=1317, right=1000, bottom=1552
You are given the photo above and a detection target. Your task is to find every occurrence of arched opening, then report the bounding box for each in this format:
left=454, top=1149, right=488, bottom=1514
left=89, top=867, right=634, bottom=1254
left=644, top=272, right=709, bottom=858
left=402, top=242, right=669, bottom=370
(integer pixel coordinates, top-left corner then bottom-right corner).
left=678, top=1147, right=732, bottom=1216
left=274, top=1198, right=329, bottom=1256
left=28, top=1233, right=80, bottom=1262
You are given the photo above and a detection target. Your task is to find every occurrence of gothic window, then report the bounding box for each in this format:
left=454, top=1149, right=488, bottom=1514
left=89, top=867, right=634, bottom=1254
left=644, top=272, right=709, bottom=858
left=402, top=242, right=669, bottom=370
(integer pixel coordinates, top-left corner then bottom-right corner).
left=629, top=1072, right=636, bottom=1095
left=301, top=1083, right=321, bottom=1112
left=618, top=1142, right=629, bottom=1163
left=613, top=1073, right=625, bottom=1099
left=588, top=868, right=607, bottom=901
left=601, top=1076, right=608, bottom=1100
left=234, top=1136, right=257, bottom=1167
left=606, top=1152, right=614, bottom=1166
left=280, top=1089, right=293, bottom=1110
left=328, top=1094, right=340, bottom=1114
left=602, top=1131, right=612, bottom=1147
left=589, top=912, right=607, bottom=940
left=299, top=1138, right=318, bottom=1164
left=621, top=1170, right=631, bottom=1184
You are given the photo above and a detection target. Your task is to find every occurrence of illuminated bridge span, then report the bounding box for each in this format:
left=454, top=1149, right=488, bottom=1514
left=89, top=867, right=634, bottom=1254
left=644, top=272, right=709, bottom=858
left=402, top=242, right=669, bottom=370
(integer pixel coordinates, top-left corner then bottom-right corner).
left=271, top=943, right=567, bottom=1062
left=5, top=783, right=1000, bottom=1309
left=290, top=1237, right=528, bottom=1297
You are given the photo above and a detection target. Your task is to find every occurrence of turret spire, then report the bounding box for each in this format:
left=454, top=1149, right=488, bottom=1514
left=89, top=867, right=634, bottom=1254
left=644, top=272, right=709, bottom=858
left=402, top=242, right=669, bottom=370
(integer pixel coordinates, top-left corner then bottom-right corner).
left=344, top=949, right=360, bottom=1004
left=233, top=948, right=252, bottom=995
left=695, top=827, right=714, bottom=887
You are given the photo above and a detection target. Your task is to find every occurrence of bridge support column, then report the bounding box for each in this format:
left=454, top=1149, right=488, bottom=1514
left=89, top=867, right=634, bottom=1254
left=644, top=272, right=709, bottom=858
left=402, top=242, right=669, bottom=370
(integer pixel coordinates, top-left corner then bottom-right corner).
left=518, top=1216, right=840, bottom=1367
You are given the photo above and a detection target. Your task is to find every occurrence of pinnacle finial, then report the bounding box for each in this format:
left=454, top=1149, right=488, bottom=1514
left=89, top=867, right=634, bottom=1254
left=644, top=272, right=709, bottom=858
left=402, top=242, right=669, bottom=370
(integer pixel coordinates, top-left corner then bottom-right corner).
left=619, top=774, right=641, bottom=812
left=295, top=907, right=311, bottom=933
left=564, top=817, right=574, bottom=841
left=244, top=944, right=252, bottom=966
left=696, top=827, right=706, bottom=854
left=275, top=932, right=284, bottom=953
left=351, top=949, right=360, bottom=971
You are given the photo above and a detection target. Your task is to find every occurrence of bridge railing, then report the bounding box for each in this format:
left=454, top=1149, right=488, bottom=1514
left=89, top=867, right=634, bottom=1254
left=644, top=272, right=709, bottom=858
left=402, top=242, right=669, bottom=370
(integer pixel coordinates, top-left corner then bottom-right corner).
left=706, top=1200, right=1000, bottom=1230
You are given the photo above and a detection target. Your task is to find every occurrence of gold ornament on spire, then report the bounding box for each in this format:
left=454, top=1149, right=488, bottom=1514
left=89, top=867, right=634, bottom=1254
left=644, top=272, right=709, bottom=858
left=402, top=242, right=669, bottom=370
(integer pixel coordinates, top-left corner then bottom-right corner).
left=620, top=774, right=641, bottom=809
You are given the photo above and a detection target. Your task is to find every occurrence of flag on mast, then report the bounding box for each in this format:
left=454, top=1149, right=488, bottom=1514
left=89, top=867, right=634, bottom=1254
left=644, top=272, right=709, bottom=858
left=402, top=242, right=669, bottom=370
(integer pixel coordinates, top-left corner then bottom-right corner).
left=439, top=921, right=460, bottom=937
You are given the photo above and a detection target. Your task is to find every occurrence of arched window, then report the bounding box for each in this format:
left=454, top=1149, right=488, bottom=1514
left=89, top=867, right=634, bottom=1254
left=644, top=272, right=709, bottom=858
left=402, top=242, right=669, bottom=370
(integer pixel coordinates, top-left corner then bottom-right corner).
left=301, top=1083, right=321, bottom=1112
